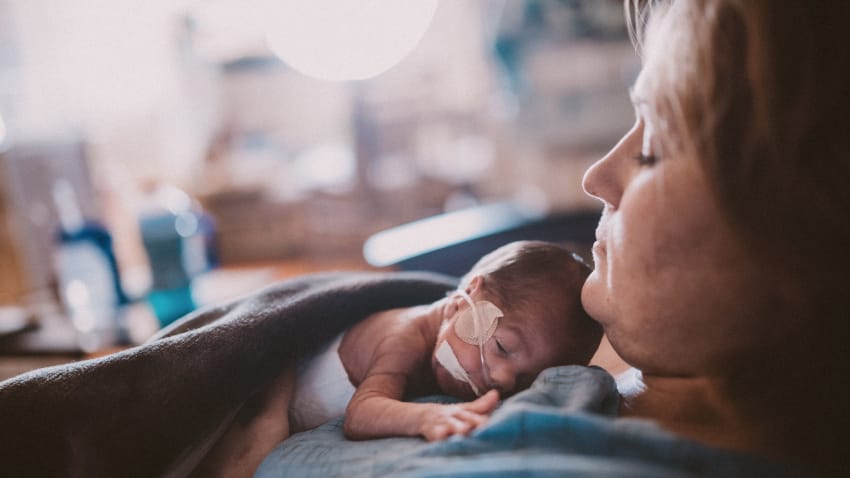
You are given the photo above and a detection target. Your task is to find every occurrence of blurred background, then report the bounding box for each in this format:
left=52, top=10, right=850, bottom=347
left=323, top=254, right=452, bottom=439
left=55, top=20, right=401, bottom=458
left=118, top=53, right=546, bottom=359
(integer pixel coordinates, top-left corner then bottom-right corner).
left=0, top=0, right=638, bottom=365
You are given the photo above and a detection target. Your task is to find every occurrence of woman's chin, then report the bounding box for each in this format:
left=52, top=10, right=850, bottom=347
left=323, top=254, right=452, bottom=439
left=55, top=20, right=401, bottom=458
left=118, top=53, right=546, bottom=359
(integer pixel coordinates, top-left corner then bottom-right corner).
left=580, top=275, right=608, bottom=323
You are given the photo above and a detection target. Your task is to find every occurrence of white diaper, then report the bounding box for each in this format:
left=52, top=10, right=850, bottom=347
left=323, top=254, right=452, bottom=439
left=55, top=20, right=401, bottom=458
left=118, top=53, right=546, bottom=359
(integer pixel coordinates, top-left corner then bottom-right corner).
left=288, top=333, right=356, bottom=433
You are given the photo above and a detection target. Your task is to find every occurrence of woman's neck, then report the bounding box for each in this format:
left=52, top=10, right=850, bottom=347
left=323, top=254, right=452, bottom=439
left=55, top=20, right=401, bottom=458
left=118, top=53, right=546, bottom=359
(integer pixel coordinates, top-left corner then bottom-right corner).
left=621, top=356, right=845, bottom=473
left=619, top=372, right=774, bottom=457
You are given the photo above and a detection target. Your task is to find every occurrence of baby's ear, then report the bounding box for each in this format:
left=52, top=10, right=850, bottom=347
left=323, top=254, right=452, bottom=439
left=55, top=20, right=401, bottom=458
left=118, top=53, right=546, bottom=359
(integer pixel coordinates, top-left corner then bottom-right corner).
left=465, top=275, right=484, bottom=296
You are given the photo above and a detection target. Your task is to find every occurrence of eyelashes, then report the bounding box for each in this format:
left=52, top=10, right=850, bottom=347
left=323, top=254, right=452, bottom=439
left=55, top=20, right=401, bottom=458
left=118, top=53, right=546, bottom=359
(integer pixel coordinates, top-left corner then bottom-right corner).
left=638, top=113, right=658, bottom=167
left=634, top=152, right=658, bottom=167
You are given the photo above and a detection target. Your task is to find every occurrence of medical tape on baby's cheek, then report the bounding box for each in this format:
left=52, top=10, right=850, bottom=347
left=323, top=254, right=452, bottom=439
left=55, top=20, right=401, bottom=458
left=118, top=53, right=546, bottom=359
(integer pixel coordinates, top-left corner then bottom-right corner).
left=454, top=289, right=503, bottom=348
left=453, top=295, right=502, bottom=346
left=455, top=289, right=503, bottom=392
left=435, top=340, right=481, bottom=396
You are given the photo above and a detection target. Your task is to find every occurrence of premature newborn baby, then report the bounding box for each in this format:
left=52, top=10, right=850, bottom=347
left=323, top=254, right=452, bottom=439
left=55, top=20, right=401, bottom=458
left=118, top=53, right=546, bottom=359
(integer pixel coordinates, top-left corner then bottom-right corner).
left=197, top=240, right=603, bottom=477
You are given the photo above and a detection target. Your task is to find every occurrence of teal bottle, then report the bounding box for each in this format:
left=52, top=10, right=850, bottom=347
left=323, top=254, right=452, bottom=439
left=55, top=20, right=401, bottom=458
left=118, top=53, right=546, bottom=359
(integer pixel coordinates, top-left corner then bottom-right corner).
left=139, top=186, right=214, bottom=327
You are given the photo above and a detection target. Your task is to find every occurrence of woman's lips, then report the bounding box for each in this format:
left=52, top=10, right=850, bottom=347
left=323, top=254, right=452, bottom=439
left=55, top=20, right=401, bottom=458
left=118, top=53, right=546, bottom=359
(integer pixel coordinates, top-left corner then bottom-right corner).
left=591, top=240, right=607, bottom=267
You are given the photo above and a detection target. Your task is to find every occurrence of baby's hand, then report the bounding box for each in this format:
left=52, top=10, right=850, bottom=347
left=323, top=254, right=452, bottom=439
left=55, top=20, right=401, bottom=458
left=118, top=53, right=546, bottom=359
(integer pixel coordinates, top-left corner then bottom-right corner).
left=420, top=389, right=499, bottom=441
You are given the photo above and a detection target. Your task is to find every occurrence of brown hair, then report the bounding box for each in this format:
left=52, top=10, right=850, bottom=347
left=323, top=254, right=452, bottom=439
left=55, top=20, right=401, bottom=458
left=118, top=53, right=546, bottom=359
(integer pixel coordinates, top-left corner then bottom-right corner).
left=627, top=0, right=850, bottom=305
left=461, top=241, right=602, bottom=366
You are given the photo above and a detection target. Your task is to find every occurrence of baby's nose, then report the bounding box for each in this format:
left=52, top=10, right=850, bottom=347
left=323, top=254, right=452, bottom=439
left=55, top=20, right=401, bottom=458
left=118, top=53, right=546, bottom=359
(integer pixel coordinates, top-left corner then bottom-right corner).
left=486, top=365, right=516, bottom=395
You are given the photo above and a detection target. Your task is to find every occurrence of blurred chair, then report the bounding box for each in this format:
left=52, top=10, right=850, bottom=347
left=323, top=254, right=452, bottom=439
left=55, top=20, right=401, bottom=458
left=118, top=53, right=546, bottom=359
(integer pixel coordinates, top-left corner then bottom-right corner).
left=363, top=201, right=599, bottom=277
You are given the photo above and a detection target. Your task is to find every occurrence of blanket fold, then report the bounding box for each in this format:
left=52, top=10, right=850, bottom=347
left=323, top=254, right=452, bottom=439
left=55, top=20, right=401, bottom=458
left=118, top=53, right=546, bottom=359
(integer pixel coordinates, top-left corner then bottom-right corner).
left=0, top=271, right=457, bottom=477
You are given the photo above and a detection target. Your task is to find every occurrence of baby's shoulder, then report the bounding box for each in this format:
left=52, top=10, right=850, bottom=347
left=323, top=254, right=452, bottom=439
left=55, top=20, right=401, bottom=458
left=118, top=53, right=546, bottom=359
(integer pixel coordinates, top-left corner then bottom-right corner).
left=343, top=308, right=429, bottom=369
left=341, top=309, right=431, bottom=385
left=352, top=307, right=425, bottom=340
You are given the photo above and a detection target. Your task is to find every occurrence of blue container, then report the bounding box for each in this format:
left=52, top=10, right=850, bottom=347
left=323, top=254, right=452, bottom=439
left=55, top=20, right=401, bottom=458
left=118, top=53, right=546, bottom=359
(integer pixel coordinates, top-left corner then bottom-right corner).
left=140, top=208, right=214, bottom=327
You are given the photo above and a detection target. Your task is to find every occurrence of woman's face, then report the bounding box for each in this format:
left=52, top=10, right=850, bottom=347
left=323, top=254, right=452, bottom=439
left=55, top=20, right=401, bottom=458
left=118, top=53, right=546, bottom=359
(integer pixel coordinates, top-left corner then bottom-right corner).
left=580, top=75, right=779, bottom=376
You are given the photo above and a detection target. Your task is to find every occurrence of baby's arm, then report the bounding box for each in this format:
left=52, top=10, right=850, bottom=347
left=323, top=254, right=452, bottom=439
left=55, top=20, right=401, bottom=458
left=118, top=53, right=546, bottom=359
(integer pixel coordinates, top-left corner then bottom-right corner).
left=343, top=335, right=499, bottom=441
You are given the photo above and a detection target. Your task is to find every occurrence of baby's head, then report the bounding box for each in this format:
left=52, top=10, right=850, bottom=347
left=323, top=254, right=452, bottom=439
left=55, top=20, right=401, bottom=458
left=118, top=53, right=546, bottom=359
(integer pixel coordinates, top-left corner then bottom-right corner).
left=431, top=240, right=602, bottom=400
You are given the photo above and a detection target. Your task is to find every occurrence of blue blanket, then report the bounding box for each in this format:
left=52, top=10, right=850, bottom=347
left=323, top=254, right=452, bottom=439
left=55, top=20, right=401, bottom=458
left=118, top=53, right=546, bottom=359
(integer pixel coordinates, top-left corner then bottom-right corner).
left=256, top=366, right=810, bottom=477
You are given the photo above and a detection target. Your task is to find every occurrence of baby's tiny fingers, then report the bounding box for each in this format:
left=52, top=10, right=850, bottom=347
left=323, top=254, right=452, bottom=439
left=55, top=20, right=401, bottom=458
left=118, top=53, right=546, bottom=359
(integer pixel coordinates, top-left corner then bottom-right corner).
left=455, top=409, right=488, bottom=428
left=446, top=416, right=474, bottom=436
left=464, top=389, right=500, bottom=414
left=427, top=424, right=450, bottom=441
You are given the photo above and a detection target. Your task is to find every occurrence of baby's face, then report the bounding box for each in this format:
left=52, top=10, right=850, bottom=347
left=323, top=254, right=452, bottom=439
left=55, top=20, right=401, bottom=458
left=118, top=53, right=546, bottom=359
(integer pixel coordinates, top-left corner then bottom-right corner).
left=430, top=296, right=564, bottom=400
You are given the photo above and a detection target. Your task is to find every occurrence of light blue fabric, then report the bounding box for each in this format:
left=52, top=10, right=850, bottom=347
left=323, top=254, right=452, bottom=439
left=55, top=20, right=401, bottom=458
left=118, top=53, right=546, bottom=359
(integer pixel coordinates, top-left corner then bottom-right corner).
left=255, top=366, right=811, bottom=477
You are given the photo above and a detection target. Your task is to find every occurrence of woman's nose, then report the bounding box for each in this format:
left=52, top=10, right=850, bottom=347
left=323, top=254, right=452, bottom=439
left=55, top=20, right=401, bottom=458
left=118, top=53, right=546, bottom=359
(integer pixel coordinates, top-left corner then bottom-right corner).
left=582, top=121, right=640, bottom=209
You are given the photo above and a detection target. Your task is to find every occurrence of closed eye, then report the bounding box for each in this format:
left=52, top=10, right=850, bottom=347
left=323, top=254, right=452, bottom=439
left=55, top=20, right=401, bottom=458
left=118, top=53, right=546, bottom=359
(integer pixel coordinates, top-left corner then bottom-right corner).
left=496, top=340, right=508, bottom=355
left=634, top=152, right=657, bottom=166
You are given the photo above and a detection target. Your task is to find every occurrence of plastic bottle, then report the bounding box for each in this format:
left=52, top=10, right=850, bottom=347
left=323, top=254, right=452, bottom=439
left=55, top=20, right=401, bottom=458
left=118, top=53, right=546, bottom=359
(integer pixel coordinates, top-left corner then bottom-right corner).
left=139, top=185, right=214, bottom=327
left=52, top=179, right=128, bottom=351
